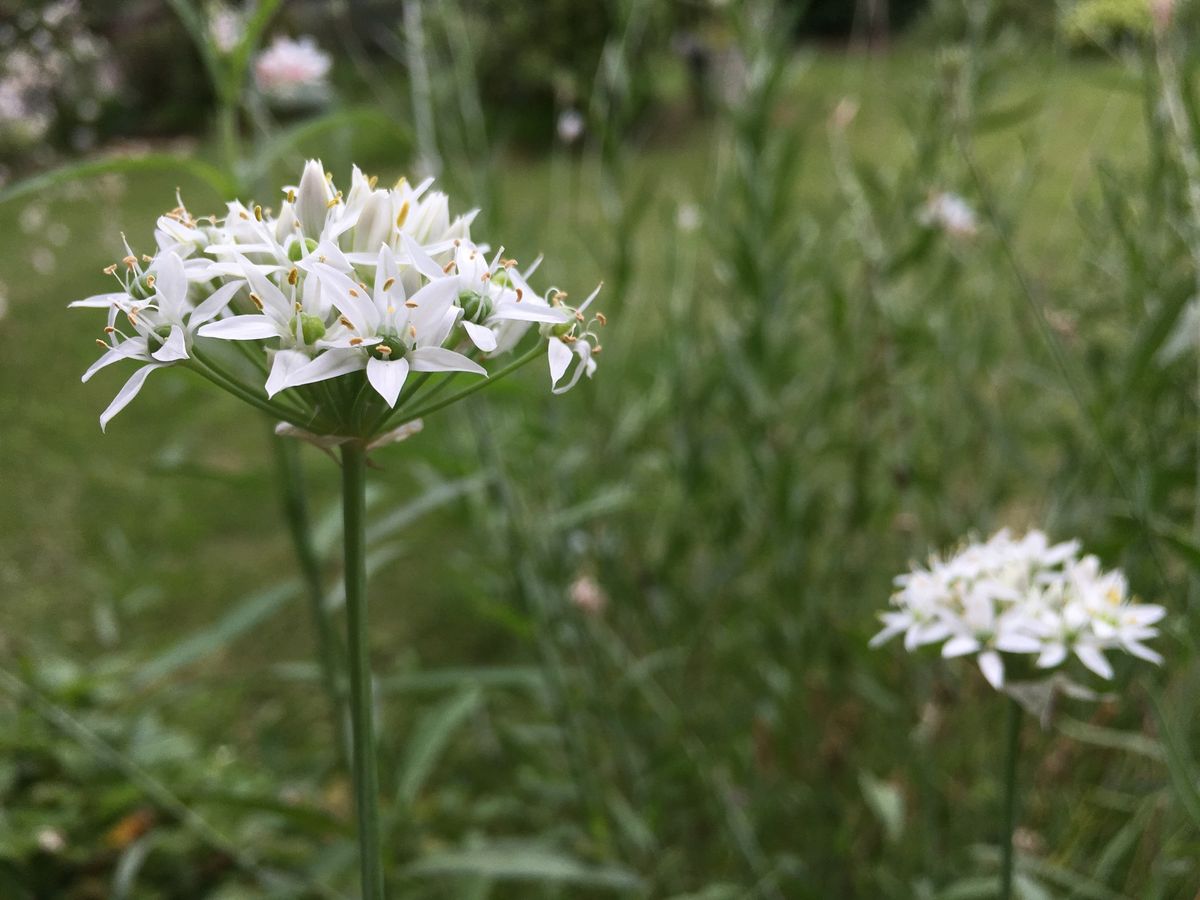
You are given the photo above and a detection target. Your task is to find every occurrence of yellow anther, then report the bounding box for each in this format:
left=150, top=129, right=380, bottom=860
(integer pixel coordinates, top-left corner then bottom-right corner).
left=285, top=188, right=296, bottom=203
left=593, top=344, right=603, bottom=354
left=394, top=176, right=407, bottom=190
left=408, top=324, right=417, bottom=339
left=249, top=292, right=263, bottom=309
left=596, top=312, right=607, bottom=326
left=103, top=326, right=115, bottom=333
left=368, top=174, right=378, bottom=189
left=339, top=315, right=354, bottom=328
left=122, top=255, right=137, bottom=269
left=287, top=268, right=299, bottom=286
left=95, top=338, right=109, bottom=348
left=141, top=254, right=153, bottom=263
left=575, top=310, right=585, bottom=322
left=405, top=300, right=418, bottom=308
left=103, top=264, right=118, bottom=275
left=349, top=289, right=359, bottom=297
left=254, top=205, right=263, bottom=221
left=382, top=277, right=395, bottom=291
left=349, top=337, right=364, bottom=346
left=238, top=210, right=249, bottom=220
left=515, top=288, right=523, bottom=301
left=396, top=201, right=410, bottom=228
left=377, top=344, right=392, bottom=355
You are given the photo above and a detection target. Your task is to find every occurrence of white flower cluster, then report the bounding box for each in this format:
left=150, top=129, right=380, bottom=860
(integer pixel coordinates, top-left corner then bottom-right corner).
left=73, top=160, right=603, bottom=432
left=871, top=529, right=1166, bottom=690
left=253, top=36, right=332, bottom=109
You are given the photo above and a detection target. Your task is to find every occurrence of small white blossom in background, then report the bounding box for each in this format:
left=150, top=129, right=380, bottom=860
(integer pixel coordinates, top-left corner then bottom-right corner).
left=36, top=828, right=66, bottom=854
left=676, top=202, right=702, bottom=234
left=919, top=191, right=978, bottom=239
left=254, top=36, right=332, bottom=110
left=569, top=574, right=608, bottom=616
left=870, top=529, right=1166, bottom=690
left=71, top=160, right=604, bottom=433
left=208, top=3, right=243, bottom=54
left=556, top=108, right=586, bottom=145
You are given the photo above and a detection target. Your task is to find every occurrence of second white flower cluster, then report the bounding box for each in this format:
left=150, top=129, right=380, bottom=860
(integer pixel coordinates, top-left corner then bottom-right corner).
left=73, top=160, right=603, bottom=432
left=871, top=529, right=1165, bottom=689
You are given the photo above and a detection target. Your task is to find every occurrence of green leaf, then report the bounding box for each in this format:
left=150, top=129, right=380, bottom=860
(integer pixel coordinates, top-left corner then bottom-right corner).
left=133, top=581, right=299, bottom=688
left=111, top=834, right=156, bottom=900
left=859, top=771, right=905, bottom=842
left=396, top=688, right=482, bottom=806
left=1055, top=718, right=1164, bottom=762
left=249, top=108, right=414, bottom=183
left=1150, top=690, right=1200, bottom=827
left=403, top=844, right=644, bottom=891
left=0, top=153, right=234, bottom=207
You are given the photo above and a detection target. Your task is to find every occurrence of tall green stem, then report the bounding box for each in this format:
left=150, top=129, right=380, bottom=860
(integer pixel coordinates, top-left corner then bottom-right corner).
left=273, top=432, right=348, bottom=764
left=1000, top=696, right=1022, bottom=900
left=340, top=442, right=385, bottom=899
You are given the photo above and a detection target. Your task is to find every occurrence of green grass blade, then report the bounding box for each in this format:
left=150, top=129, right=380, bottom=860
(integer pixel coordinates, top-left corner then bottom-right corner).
left=0, top=153, right=235, bottom=206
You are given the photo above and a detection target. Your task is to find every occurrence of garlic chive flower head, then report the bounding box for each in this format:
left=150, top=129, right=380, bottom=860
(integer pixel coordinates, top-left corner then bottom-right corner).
left=72, top=161, right=605, bottom=441
left=870, top=529, right=1166, bottom=690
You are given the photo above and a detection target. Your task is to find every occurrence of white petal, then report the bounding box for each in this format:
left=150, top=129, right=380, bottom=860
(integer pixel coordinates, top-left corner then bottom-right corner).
left=548, top=338, right=573, bottom=386
left=151, top=324, right=189, bottom=362
left=198, top=314, right=280, bottom=341
left=240, top=255, right=290, bottom=315
left=284, top=348, right=366, bottom=388
left=82, top=337, right=149, bottom=382
left=491, top=301, right=569, bottom=324
left=978, top=650, right=1005, bottom=690
left=69, top=291, right=128, bottom=309
left=400, top=233, right=446, bottom=280
left=1123, top=640, right=1163, bottom=665
left=366, top=356, right=410, bottom=407
left=99, top=363, right=166, bottom=431
left=1075, top=645, right=1114, bottom=680
left=153, top=251, right=188, bottom=314
left=295, top=159, right=331, bottom=237
left=190, top=280, right=245, bottom=325
left=1036, top=644, right=1067, bottom=669
left=462, top=320, right=498, bottom=352
left=994, top=633, right=1043, bottom=654
left=313, top=263, right=380, bottom=332
left=941, top=635, right=980, bottom=658
left=266, top=349, right=311, bottom=398
left=408, top=346, right=487, bottom=375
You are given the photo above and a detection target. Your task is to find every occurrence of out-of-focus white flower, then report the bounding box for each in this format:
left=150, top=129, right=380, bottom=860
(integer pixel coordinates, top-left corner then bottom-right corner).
left=569, top=575, right=607, bottom=615
left=36, top=827, right=66, bottom=853
left=556, top=108, right=585, bottom=145
left=871, top=529, right=1166, bottom=689
left=676, top=202, right=701, bottom=233
left=919, top=191, right=978, bottom=239
left=208, top=4, right=243, bottom=54
left=254, top=35, right=332, bottom=108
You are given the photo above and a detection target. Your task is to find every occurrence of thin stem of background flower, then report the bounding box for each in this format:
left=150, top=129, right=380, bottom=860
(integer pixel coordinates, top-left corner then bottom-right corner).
left=999, top=696, right=1022, bottom=900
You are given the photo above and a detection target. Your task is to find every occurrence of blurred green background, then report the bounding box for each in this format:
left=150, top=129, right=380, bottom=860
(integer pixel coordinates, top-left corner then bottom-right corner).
left=3, top=0, right=1200, bottom=897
